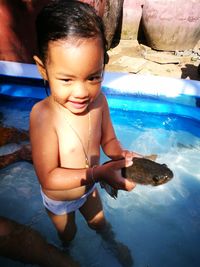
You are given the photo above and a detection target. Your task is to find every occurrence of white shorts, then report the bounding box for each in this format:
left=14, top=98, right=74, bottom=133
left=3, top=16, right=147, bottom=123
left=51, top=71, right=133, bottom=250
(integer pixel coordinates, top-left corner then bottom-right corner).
left=40, top=185, right=96, bottom=215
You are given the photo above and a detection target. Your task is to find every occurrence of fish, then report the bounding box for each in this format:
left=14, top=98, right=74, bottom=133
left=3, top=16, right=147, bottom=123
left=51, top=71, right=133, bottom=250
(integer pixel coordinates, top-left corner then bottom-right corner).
left=100, top=155, right=173, bottom=199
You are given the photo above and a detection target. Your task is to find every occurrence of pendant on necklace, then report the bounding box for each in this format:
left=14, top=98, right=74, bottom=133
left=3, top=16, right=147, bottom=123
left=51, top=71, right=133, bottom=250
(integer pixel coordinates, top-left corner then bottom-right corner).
left=85, top=158, right=89, bottom=168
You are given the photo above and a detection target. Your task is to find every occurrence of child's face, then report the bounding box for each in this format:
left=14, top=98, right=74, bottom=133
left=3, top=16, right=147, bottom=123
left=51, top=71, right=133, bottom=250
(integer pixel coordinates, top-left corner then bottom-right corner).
left=44, top=37, right=104, bottom=114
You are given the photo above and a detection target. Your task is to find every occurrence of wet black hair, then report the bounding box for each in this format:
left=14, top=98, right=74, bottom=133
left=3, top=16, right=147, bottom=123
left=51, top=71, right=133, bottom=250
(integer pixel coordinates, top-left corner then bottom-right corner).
left=35, top=0, right=108, bottom=64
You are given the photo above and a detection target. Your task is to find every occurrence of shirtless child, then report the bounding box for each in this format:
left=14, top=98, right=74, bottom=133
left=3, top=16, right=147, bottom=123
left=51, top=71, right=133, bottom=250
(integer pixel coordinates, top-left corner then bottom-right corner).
left=30, top=1, right=140, bottom=265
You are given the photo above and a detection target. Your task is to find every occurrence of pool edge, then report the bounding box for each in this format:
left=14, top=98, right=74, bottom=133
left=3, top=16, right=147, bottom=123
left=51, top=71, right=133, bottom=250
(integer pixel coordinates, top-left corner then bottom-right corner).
left=1, top=60, right=200, bottom=98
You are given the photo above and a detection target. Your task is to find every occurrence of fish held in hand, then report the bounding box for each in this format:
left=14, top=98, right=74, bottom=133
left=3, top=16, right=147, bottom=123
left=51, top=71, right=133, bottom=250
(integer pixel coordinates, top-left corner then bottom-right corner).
left=123, top=157, right=173, bottom=186
left=101, top=157, right=173, bottom=199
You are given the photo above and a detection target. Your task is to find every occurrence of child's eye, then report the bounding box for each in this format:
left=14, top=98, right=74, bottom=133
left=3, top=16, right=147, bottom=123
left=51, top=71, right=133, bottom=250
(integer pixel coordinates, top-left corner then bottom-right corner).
left=60, top=78, right=72, bottom=83
left=88, top=75, right=102, bottom=83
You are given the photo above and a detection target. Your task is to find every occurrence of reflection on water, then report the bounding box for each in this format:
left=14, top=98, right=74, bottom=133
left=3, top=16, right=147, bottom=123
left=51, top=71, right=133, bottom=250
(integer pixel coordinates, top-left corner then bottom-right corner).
left=0, top=96, right=200, bottom=267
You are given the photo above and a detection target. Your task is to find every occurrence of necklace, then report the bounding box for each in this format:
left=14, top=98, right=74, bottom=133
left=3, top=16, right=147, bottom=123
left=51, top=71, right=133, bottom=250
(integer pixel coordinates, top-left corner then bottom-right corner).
left=59, top=104, right=91, bottom=168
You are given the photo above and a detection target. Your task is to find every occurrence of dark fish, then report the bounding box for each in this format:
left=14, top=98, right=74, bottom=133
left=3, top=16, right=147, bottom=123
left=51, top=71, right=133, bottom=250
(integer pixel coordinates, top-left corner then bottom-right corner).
left=122, top=157, right=173, bottom=186
left=100, top=157, right=173, bottom=199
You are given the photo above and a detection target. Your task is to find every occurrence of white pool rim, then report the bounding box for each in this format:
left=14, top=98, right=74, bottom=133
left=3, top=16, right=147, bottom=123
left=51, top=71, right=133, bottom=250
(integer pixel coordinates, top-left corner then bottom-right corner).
left=0, top=60, right=200, bottom=98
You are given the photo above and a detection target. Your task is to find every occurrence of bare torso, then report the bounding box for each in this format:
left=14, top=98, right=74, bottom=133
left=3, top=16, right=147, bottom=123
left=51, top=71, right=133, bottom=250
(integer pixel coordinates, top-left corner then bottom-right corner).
left=35, top=94, right=104, bottom=201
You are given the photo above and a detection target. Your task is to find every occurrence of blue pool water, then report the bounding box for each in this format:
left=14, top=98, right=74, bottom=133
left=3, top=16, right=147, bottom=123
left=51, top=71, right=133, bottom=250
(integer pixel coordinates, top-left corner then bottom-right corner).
left=0, top=85, right=200, bottom=267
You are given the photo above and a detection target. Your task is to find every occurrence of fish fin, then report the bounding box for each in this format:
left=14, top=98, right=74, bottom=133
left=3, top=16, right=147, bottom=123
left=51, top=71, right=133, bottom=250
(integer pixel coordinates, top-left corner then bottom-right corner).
left=144, top=154, right=158, bottom=161
left=100, top=181, right=118, bottom=199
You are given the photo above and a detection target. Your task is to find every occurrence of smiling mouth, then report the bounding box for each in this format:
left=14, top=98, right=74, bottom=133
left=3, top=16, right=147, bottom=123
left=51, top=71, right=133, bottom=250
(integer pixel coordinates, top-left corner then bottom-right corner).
left=68, top=100, right=89, bottom=109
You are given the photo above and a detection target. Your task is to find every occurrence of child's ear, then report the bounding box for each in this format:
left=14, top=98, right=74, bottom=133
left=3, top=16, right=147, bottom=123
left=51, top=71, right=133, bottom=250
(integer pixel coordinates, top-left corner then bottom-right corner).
left=33, top=55, right=48, bottom=80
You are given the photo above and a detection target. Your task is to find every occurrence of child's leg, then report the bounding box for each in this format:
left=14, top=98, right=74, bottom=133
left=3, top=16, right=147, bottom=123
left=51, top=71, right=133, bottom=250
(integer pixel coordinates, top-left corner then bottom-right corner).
left=46, top=209, right=77, bottom=244
left=79, top=188, right=106, bottom=230
left=80, top=189, right=134, bottom=267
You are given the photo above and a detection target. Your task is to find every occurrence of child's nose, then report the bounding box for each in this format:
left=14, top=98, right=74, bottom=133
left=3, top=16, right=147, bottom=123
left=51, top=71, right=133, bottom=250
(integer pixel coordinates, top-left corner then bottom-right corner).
left=73, top=82, right=89, bottom=98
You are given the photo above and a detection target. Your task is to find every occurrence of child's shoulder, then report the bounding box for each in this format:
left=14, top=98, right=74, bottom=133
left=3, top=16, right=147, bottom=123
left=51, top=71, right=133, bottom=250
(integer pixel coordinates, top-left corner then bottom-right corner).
left=92, top=93, right=109, bottom=114
left=31, top=97, right=50, bottom=110
left=30, top=98, right=52, bottom=120
left=95, top=92, right=108, bottom=106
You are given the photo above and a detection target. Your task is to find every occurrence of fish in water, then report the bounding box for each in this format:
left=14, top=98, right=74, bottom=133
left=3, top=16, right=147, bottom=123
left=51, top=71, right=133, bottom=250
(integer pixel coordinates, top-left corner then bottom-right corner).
left=100, top=156, right=173, bottom=199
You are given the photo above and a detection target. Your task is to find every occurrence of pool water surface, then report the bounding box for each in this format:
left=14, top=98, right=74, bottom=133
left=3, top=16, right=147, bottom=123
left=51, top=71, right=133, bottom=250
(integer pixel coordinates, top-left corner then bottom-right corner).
left=0, top=93, right=200, bottom=267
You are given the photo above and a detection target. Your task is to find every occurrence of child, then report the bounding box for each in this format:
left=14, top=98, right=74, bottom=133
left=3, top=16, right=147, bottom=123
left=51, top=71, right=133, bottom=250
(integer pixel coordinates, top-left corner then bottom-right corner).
left=30, top=0, right=139, bottom=257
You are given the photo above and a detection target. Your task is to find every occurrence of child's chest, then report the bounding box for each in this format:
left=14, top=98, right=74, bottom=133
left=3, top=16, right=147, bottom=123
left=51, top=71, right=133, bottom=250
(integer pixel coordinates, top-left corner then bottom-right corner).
left=55, top=108, right=102, bottom=167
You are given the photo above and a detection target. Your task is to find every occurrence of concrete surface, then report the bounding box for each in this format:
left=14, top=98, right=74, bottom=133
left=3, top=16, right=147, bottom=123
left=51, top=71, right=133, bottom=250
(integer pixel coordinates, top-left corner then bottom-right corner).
left=105, top=40, right=200, bottom=81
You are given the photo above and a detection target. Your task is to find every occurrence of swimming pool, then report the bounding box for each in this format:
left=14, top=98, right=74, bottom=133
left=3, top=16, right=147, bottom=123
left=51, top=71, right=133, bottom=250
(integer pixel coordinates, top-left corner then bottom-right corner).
left=0, top=61, right=200, bottom=267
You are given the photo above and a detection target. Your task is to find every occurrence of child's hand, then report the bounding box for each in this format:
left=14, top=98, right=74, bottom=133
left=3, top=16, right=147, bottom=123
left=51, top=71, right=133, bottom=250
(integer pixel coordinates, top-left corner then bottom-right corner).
left=95, top=159, right=136, bottom=192
left=122, top=150, right=143, bottom=159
